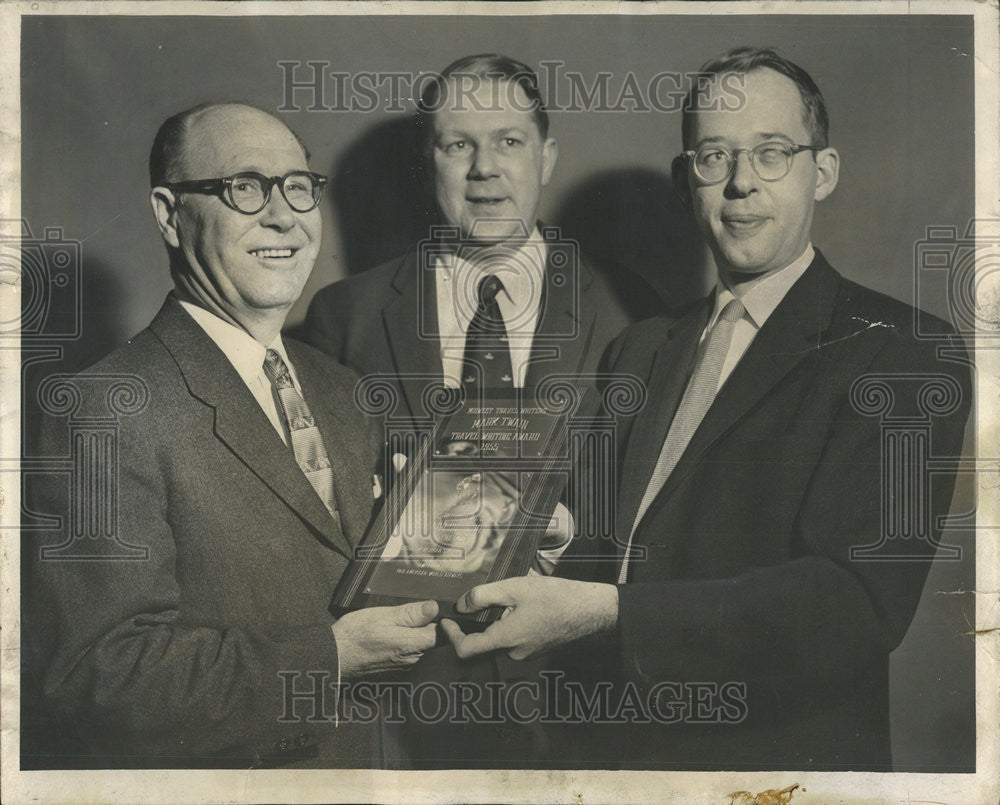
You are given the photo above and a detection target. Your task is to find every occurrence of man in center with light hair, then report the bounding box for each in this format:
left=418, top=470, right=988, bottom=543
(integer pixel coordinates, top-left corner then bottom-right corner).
left=304, top=53, right=658, bottom=767
left=305, top=52, right=657, bottom=420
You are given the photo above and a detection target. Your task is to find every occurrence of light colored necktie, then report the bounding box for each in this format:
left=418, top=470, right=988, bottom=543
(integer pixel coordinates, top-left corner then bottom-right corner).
left=618, top=297, right=746, bottom=584
left=263, top=349, right=338, bottom=518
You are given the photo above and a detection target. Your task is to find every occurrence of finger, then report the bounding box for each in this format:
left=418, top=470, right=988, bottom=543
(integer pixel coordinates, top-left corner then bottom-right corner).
left=450, top=624, right=512, bottom=659
left=456, top=581, right=516, bottom=613
left=413, top=622, right=438, bottom=652
left=439, top=618, right=467, bottom=647
left=509, top=644, right=538, bottom=662
left=395, top=599, right=439, bottom=627
left=394, top=622, right=438, bottom=660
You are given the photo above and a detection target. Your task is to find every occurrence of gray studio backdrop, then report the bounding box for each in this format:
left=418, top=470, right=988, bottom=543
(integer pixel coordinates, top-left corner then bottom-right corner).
left=20, top=13, right=975, bottom=771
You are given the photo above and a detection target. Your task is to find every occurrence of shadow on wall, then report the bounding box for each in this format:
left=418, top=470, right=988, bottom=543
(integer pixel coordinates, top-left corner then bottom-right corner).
left=553, top=167, right=710, bottom=310
left=20, top=255, right=135, bottom=448
left=328, top=114, right=438, bottom=276
left=326, top=117, right=708, bottom=315
left=20, top=255, right=135, bottom=770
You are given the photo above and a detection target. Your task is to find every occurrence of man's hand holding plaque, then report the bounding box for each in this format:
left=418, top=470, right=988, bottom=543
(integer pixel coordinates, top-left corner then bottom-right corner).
left=440, top=577, right=620, bottom=661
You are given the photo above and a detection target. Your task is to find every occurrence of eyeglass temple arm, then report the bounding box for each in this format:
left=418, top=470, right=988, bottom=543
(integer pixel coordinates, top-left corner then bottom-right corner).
left=161, top=178, right=226, bottom=192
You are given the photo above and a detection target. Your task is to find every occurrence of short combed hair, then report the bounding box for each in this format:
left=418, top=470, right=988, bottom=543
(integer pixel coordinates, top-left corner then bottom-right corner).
left=681, top=47, right=829, bottom=149
left=415, top=54, right=550, bottom=157
left=148, top=102, right=311, bottom=187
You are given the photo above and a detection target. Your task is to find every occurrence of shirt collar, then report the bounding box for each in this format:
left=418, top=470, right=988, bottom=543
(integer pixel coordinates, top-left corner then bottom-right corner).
left=178, top=300, right=294, bottom=383
left=708, top=244, right=815, bottom=332
left=438, top=226, right=548, bottom=308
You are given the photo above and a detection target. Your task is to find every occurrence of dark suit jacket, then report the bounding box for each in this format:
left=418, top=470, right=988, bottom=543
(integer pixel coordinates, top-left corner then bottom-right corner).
left=301, top=242, right=658, bottom=767
left=554, top=251, right=971, bottom=770
left=25, top=297, right=383, bottom=768
left=302, top=241, right=660, bottom=420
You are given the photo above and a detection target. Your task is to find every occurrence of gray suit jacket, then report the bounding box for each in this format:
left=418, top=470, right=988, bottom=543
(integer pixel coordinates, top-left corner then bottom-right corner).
left=26, top=296, right=383, bottom=768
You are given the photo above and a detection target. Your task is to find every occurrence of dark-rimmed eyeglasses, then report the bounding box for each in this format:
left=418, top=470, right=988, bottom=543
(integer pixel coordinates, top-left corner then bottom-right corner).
left=682, top=142, right=824, bottom=184
left=163, top=171, right=328, bottom=215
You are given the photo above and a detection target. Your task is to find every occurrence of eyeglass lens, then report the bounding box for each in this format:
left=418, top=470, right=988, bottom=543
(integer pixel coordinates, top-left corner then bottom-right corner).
left=694, top=144, right=793, bottom=182
left=229, top=173, right=321, bottom=213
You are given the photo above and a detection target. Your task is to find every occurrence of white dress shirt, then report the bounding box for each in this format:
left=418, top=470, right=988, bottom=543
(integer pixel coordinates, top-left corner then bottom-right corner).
left=703, top=244, right=815, bottom=391
left=179, top=300, right=300, bottom=445
left=434, top=229, right=547, bottom=388
left=433, top=233, right=574, bottom=569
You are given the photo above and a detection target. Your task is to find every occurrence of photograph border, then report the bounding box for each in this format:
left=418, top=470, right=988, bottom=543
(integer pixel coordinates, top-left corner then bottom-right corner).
left=1, top=2, right=997, bottom=803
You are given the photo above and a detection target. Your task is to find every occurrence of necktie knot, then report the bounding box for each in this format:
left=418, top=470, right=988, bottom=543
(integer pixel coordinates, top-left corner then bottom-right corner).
left=464, top=274, right=513, bottom=389
left=719, top=297, right=746, bottom=325
left=477, top=274, right=504, bottom=309
left=263, top=348, right=293, bottom=390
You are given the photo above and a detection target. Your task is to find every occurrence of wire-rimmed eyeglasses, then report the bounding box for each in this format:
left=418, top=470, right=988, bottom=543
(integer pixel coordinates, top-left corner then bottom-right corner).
left=682, top=142, right=824, bottom=184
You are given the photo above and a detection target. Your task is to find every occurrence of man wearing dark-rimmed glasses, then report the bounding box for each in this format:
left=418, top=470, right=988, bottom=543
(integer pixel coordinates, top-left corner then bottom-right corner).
left=444, top=48, right=971, bottom=771
left=26, top=102, right=440, bottom=768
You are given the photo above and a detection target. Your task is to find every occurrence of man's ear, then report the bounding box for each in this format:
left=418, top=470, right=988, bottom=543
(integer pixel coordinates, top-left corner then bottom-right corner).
left=814, top=147, right=840, bottom=202
left=540, top=137, right=558, bottom=186
left=150, top=187, right=181, bottom=249
left=671, top=155, right=692, bottom=207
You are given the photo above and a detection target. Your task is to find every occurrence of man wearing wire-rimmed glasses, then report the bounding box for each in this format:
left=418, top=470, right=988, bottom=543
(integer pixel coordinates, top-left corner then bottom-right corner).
left=444, top=47, right=971, bottom=771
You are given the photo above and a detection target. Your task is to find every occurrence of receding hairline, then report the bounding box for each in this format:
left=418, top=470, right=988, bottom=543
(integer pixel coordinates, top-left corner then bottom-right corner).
left=150, top=102, right=311, bottom=187
left=690, top=66, right=813, bottom=139
left=681, top=51, right=829, bottom=150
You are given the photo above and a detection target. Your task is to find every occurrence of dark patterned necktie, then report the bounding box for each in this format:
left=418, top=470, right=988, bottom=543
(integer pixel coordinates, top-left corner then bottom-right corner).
left=462, top=274, right=514, bottom=392
left=263, top=349, right=338, bottom=518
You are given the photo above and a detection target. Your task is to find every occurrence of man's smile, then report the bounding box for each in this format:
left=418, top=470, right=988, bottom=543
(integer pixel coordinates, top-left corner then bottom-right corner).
left=249, top=247, right=298, bottom=260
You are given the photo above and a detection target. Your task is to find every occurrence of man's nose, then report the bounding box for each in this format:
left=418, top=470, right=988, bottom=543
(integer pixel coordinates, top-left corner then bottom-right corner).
left=468, top=145, right=499, bottom=179
left=726, top=150, right=758, bottom=196
left=258, top=187, right=297, bottom=230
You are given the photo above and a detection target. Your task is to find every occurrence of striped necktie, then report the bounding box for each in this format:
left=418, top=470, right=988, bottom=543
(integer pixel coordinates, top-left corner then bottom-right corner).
left=263, top=349, right=338, bottom=518
left=619, top=297, right=746, bottom=583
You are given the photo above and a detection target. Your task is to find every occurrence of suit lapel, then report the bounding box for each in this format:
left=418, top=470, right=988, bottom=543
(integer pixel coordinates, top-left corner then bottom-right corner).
left=644, top=254, right=842, bottom=512
left=382, top=251, right=442, bottom=418
left=149, top=297, right=353, bottom=558
left=288, top=342, right=374, bottom=553
left=525, top=243, right=595, bottom=385
left=615, top=303, right=709, bottom=541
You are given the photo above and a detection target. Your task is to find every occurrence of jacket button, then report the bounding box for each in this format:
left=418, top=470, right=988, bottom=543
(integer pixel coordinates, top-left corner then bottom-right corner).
left=295, top=734, right=308, bottom=748
left=275, top=737, right=290, bottom=752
